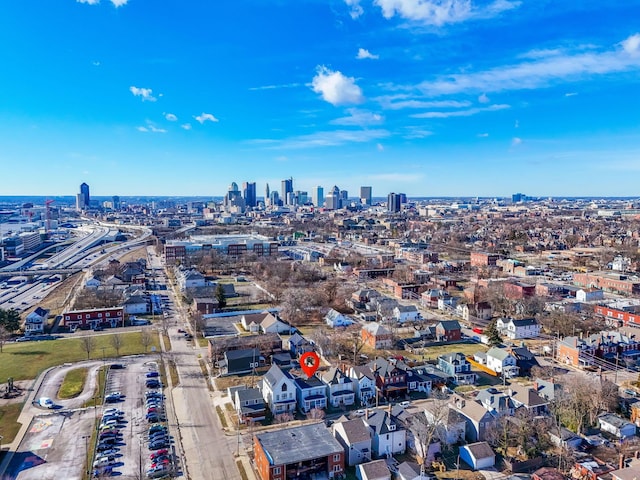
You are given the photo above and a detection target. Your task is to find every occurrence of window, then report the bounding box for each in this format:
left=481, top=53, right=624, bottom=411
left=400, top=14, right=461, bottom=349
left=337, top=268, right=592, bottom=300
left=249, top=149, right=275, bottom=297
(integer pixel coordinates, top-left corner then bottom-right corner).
left=86, top=314, right=90, bottom=319
left=106, top=312, right=110, bottom=317
left=281, top=383, right=287, bottom=392
left=273, top=467, right=281, bottom=475
left=333, top=465, right=342, bottom=472
left=333, top=454, right=340, bottom=462
left=98, top=313, right=102, bottom=318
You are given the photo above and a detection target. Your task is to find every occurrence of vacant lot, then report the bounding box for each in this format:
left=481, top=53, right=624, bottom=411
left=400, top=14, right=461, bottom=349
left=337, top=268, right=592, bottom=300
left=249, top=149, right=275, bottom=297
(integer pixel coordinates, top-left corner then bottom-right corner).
left=0, top=331, right=161, bottom=381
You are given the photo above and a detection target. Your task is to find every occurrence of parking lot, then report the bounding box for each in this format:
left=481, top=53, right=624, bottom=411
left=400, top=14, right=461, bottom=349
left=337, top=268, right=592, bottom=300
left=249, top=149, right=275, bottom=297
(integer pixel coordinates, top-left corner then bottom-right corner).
left=5, top=356, right=180, bottom=480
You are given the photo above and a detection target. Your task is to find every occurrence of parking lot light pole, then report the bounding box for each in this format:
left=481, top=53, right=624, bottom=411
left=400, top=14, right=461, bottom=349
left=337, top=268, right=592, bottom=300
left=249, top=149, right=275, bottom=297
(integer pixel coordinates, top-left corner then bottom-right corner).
left=82, top=434, right=90, bottom=476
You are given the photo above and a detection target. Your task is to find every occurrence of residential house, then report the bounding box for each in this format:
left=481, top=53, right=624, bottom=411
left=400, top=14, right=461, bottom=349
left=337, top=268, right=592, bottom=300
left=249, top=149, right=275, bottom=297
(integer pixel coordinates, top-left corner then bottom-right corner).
left=503, top=281, right=536, bottom=300
left=270, top=352, right=296, bottom=370
left=176, top=268, right=206, bottom=291
left=356, top=460, right=391, bottom=480
left=62, top=307, right=124, bottom=330
left=321, top=368, right=356, bottom=408
left=421, top=289, right=450, bottom=309
left=405, top=367, right=432, bottom=394
left=192, top=297, right=219, bottom=315
left=254, top=423, right=345, bottom=480
left=325, top=309, right=354, bottom=328
left=362, top=323, right=393, bottom=350
left=241, top=312, right=291, bottom=334
left=438, top=353, right=477, bottom=385
left=369, top=358, right=408, bottom=401
left=435, top=320, right=462, bottom=342
left=394, top=305, right=421, bottom=323
left=510, top=346, right=540, bottom=375
left=508, top=384, right=548, bottom=415
left=235, top=387, right=266, bottom=424
left=476, top=388, right=515, bottom=416
left=576, top=288, right=604, bottom=302
left=460, top=302, right=493, bottom=322
left=362, top=408, right=406, bottom=458
left=423, top=402, right=466, bottom=445
left=24, top=307, right=49, bottom=334
left=288, top=332, right=314, bottom=357
left=294, top=374, right=328, bottom=413
left=333, top=418, right=372, bottom=466
left=259, top=364, right=297, bottom=415
left=208, top=332, right=283, bottom=360
left=496, top=317, right=541, bottom=340
left=122, top=295, right=148, bottom=315
left=219, top=348, right=264, bottom=376
left=598, top=413, right=637, bottom=439
left=570, top=457, right=616, bottom=480
left=548, top=427, right=583, bottom=449
left=532, top=467, right=566, bottom=480
left=396, top=462, right=423, bottom=480
left=533, top=378, right=562, bottom=402
left=486, top=348, right=520, bottom=378
left=459, top=442, right=495, bottom=471
left=450, top=395, right=496, bottom=442
left=349, top=366, right=376, bottom=406
left=85, top=277, right=102, bottom=289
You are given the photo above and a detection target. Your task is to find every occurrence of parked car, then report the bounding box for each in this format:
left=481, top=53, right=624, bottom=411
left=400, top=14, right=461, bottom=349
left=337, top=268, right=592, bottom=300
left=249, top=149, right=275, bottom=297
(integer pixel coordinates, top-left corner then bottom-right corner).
left=149, top=425, right=167, bottom=435
left=148, top=439, right=170, bottom=450
left=146, top=371, right=160, bottom=378
left=110, top=363, right=126, bottom=369
left=150, top=448, right=169, bottom=459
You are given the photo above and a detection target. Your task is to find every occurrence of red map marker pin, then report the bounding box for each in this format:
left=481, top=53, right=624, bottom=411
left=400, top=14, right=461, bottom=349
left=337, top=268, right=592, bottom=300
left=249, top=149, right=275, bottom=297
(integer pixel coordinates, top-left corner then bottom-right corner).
left=300, top=352, right=320, bottom=378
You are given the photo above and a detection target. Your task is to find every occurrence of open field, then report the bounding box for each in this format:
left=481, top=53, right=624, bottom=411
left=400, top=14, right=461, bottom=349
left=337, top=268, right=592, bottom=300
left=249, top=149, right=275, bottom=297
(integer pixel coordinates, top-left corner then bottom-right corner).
left=58, top=367, right=88, bottom=399
left=113, top=245, right=147, bottom=264
left=0, top=403, right=23, bottom=444
left=34, top=272, right=83, bottom=318
left=0, top=331, right=161, bottom=381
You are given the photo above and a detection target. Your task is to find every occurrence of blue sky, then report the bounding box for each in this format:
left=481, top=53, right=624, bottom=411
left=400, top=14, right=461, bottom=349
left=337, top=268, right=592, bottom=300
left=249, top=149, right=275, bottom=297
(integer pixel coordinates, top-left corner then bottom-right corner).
left=1, top=1, right=639, bottom=198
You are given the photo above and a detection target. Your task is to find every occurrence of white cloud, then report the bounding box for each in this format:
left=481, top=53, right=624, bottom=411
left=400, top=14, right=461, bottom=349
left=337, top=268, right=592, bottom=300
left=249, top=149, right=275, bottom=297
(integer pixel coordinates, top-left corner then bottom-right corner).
left=477, top=133, right=489, bottom=137
left=136, top=123, right=166, bottom=134
left=414, top=34, right=640, bottom=96
left=514, top=120, right=519, bottom=128
left=311, top=66, right=364, bottom=106
left=77, top=0, right=128, bottom=6
left=181, top=123, right=192, bottom=130
left=129, top=86, right=156, bottom=102
left=330, top=108, right=384, bottom=126
left=403, top=127, right=434, bottom=139
left=621, top=33, right=640, bottom=56
left=194, top=113, right=219, bottom=124
left=377, top=143, right=385, bottom=151
left=478, top=93, right=490, bottom=103
left=376, top=95, right=471, bottom=109
left=110, top=0, right=128, bottom=6
left=92, top=61, right=101, bottom=66
left=251, top=129, right=390, bottom=149
left=249, top=83, right=301, bottom=91
left=565, top=92, right=578, bottom=97
left=511, top=137, right=522, bottom=146
left=357, top=48, right=379, bottom=60
left=165, top=113, right=178, bottom=121
left=77, top=0, right=100, bottom=4
left=411, top=103, right=510, bottom=118
left=373, top=0, right=520, bottom=26
left=344, top=0, right=364, bottom=19
left=136, top=126, right=148, bottom=132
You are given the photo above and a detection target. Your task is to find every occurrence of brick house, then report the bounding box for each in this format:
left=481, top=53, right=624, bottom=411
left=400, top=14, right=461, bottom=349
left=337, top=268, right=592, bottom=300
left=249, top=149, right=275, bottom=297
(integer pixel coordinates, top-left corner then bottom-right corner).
left=435, top=320, right=462, bottom=342
left=254, top=423, right=345, bottom=480
left=470, top=252, right=500, bottom=268
left=503, top=281, right=536, bottom=300
left=362, top=323, right=393, bottom=349
left=62, top=307, right=124, bottom=330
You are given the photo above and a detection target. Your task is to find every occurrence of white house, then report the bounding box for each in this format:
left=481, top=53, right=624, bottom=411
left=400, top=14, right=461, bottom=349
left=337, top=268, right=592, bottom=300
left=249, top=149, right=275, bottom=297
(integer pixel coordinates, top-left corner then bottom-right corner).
left=496, top=317, right=541, bottom=340
left=460, top=302, right=493, bottom=322
left=459, top=442, right=495, bottom=471
left=576, top=288, right=604, bottom=302
left=598, top=413, right=637, bottom=439
left=176, top=268, right=206, bottom=291
left=24, top=307, right=49, bottom=334
left=394, top=305, right=421, bottom=323
left=321, top=367, right=356, bottom=408
left=123, top=295, right=148, bottom=315
left=333, top=418, right=372, bottom=466
left=423, top=403, right=466, bottom=445
left=349, top=366, right=376, bottom=406
left=85, top=277, right=102, bottom=289
left=240, top=312, right=291, bottom=334
left=325, top=308, right=354, bottom=328
left=258, top=365, right=297, bottom=415
left=362, top=409, right=406, bottom=457
left=486, top=348, right=520, bottom=378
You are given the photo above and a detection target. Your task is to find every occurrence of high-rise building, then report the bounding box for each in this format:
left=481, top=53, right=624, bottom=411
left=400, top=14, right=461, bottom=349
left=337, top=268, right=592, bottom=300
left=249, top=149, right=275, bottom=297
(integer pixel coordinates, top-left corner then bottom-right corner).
left=265, top=183, right=270, bottom=206
left=312, top=186, right=324, bottom=207
left=270, top=191, right=280, bottom=206
left=224, top=182, right=245, bottom=211
left=243, top=182, right=257, bottom=208
left=281, top=178, right=293, bottom=205
left=325, top=186, right=341, bottom=210
left=112, top=195, right=121, bottom=210
left=76, top=182, right=90, bottom=211
left=387, top=192, right=402, bottom=213
left=360, top=186, right=372, bottom=206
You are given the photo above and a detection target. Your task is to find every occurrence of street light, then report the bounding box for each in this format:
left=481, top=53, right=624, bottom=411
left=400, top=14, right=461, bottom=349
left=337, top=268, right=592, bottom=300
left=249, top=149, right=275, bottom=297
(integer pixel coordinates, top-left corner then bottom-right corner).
left=82, top=434, right=90, bottom=476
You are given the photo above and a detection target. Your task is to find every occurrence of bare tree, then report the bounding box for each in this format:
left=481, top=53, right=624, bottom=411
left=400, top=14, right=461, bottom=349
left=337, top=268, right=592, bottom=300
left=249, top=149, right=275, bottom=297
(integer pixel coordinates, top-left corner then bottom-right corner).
left=140, top=328, right=154, bottom=353
left=80, top=335, right=96, bottom=360
left=110, top=333, right=124, bottom=357
left=306, top=407, right=325, bottom=420
left=332, top=324, right=366, bottom=365
left=412, top=397, right=450, bottom=472
left=0, top=325, right=10, bottom=353
left=274, top=412, right=294, bottom=424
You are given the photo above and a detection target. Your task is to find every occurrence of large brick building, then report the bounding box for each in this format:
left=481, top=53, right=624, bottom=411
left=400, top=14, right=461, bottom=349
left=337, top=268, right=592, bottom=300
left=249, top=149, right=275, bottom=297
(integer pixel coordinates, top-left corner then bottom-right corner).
left=573, top=272, right=640, bottom=296
left=62, top=307, right=124, bottom=330
left=470, top=252, right=500, bottom=268
left=594, top=304, right=640, bottom=327
left=254, top=423, right=345, bottom=480
left=164, top=234, right=278, bottom=265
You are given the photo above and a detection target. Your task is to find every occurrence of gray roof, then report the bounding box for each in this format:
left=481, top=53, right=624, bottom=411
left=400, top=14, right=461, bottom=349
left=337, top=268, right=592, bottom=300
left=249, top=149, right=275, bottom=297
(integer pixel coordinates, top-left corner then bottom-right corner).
left=397, top=461, right=421, bottom=480
left=255, top=422, right=343, bottom=465
left=363, top=408, right=402, bottom=435
left=486, top=347, right=513, bottom=361
left=236, top=387, right=263, bottom=403
left=437, top=320, right=461, bottom=331
left=336, top=418, right=371, bottom=444
left=463, top=441, right=495, bottom=460
left=224, top=348, right=260, bottom=361
left=263, top=364, right=293, bottom=388
left=359, top=459, right=390, bottom=479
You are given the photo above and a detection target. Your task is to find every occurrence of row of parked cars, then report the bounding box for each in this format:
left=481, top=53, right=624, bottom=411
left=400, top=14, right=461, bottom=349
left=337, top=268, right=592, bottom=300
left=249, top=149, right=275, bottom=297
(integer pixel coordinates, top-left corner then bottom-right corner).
left=93, top=407, right=126, bottom=477
left=144, top=366, right=174, bottom=479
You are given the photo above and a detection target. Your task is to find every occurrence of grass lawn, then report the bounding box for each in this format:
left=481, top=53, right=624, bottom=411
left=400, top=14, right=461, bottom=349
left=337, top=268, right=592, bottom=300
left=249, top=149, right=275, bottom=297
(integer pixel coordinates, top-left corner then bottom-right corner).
left=403, top=342, right=488, bottom=362
left=0, top=403, right=23, bottom=444
left=0, top=331, right=161, bottom=381
left=214, top=373, right=262, bottom=392
left=58, top=367, right=88, bottom=399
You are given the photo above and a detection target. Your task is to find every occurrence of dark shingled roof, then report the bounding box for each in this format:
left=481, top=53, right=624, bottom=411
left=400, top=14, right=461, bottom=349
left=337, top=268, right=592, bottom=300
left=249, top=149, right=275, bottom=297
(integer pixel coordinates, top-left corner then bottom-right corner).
left=256, top=422, right=343, bottom=465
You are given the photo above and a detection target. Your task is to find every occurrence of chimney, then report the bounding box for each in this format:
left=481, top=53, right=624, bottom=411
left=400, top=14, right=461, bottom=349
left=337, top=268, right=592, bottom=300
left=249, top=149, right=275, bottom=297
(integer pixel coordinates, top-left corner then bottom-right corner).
left=620, top=453, right=625, bottom=471
left=533, top=380, right=539, bottom=391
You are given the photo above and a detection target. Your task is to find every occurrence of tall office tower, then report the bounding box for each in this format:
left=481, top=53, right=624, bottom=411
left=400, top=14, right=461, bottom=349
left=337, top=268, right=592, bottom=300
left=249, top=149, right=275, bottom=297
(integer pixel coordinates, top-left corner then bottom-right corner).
left=281, top=177, right=293, bottom=205
left=399, top=193, right=407, bottom=204
left=296, top=191, right=308, bottom=205
left=265, top=183, right=270, bottom=206
left=387, top=192, right=402, bottom=213
left=76, top=182, right=90, bottom=211
left=243, top=182, right=257, bottom=208
left=360, top=186, right=372, bottom=206
left=312, top=186, right=324, bottom=207
left=224, top=182, right=245, bottom=210
left=339, top=190, right=348, bottom=207
left=270, top=191, right=280, bottom=206
left=325, top=186, right=341, bottom=210
left=112, top=195, right=121, bottom=210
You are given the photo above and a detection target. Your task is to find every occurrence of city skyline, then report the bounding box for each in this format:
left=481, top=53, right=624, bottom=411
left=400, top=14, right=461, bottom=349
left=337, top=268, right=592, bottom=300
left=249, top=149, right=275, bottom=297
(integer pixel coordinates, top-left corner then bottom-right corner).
left=1, top=2, right=640, bottom=197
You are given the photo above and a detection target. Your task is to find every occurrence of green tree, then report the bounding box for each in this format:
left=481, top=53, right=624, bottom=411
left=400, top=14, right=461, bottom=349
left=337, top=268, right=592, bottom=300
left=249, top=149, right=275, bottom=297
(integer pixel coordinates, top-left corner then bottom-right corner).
left=215, top=284, right=227, bottom=308
left=485, top=319, right=502, bottom=346
left=0, top=308, right=21, bottom=333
